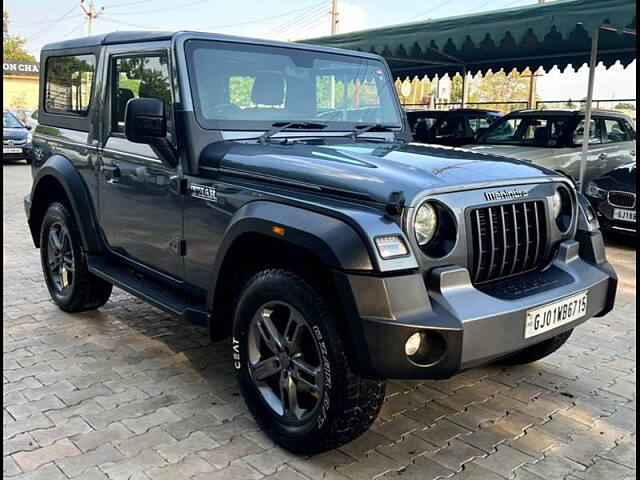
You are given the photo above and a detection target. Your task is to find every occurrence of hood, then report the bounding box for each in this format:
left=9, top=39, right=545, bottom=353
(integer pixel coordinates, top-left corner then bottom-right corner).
left=204, top=140, right=557, bottom=205
left=462, top=144, right=557, bottom=162
left=593, top=163, right=636, bottom=193
left=3, top=127, right=28, bottom=141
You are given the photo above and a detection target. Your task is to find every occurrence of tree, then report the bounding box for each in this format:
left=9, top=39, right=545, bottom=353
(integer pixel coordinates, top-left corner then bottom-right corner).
left=3, top=9, right=36, bottom=62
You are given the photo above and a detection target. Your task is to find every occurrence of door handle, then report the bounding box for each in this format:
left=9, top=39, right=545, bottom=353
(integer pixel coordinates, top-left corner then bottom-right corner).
left=598, top=153, right=607, bottom=159
left=101, top=165, right=121, bottom=183
left=631, top=150, right=636, bottom=156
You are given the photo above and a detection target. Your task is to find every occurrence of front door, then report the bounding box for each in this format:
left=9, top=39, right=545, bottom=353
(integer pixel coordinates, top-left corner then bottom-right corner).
left=98, top=50, right=184, bottom=279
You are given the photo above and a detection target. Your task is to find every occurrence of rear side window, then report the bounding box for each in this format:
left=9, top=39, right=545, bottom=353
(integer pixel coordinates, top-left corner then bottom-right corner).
left=467, top=115, right=492, bottom=134
left=44, top=55, right=96, bottom=115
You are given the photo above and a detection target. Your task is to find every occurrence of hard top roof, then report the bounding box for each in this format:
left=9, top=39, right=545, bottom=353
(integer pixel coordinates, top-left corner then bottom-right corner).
left=506, top=109, right=630, bottom=117
left=405, top=108, right=501, bottom=114
left=40, top=30, right=382, bottom=60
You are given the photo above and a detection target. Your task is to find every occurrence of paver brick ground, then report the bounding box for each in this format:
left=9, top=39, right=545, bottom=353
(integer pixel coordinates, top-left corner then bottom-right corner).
left=3, top=162, right=636, bottom=479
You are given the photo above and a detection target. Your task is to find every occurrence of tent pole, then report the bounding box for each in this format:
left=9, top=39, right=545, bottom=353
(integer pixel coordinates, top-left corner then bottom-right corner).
left=461, top=66, right=469, bottom=107
left=578, top=28, right=599, bottom=193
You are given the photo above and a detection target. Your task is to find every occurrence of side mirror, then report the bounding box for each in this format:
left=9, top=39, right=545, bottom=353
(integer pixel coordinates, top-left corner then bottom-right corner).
left=25, top=125, right=32, bottom=131
left=124, top=98, right=177, bottom=167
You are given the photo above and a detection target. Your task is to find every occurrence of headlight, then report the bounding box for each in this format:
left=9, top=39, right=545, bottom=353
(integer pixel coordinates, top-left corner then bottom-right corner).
left=585, top=181, right=606, bottom=199
left=554, top=186, right=573, bottom=232
left=414, top=202, right=438, bottom=245
left=552, top=189, right=562, bottom=218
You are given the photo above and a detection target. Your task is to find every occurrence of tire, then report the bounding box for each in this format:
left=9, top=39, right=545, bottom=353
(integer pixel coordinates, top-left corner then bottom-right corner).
left=40, top=202, right=112, bottom=312
left=500, top=329, right=573, bottom=365
left=232, top=269, right=386, bottom=454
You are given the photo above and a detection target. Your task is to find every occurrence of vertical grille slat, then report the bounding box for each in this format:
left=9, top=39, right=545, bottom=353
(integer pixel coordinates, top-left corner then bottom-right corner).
left=470, top=200, right=547, bottom=285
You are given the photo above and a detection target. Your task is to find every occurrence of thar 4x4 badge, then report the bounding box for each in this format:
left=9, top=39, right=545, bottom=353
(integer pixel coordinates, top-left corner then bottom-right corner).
left=25, top=31, right=617, bottom=454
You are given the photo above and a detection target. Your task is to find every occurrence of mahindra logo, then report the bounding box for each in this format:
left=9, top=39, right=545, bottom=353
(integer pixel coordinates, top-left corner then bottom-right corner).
left=484, top=189, right=529, bottom=201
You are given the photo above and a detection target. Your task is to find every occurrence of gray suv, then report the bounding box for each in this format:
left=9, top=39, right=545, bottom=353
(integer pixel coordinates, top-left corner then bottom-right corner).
left=25, top=31, right=617, bottom=453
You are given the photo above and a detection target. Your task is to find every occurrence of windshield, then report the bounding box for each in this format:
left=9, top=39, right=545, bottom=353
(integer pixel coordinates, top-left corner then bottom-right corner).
left=479, top=115, right=573, bottom=147
left=185, top=40, right=402, bottom=130
left=3, top=112, right=24, bottom=129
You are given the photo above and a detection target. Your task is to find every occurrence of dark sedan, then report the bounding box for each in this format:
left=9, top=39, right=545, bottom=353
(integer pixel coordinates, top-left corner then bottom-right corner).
left=3, top=111, right=32, bottom=163
left=406, top=108, right=502, bottom=147
left=585, top=161, right=636, bottom=235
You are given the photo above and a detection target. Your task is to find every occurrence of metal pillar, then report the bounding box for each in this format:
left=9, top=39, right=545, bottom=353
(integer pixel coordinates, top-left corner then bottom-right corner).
left=461, top=67, right=469, bottom=107
left=578, top=28, right=599, bottom=192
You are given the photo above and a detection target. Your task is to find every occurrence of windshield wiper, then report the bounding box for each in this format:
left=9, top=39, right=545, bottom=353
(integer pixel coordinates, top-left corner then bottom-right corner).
left=347, top=123, right=399, bottom=139
left=258, top=121, right=327, bottom=144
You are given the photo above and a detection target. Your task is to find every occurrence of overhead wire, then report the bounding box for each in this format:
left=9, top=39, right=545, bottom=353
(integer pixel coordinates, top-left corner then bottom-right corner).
left=406, top=0, right=450, bottom=22
left=24, top=3, right=80, bottom=43
left=263, top=1, right=327, bottom=36
left=274, top=12, right=331, bottom=41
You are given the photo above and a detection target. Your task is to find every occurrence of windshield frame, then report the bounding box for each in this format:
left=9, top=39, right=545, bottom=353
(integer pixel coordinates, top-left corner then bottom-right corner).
left=181, top=37, right=405, bottom=133
left=477, top=113, right=579, bottom=148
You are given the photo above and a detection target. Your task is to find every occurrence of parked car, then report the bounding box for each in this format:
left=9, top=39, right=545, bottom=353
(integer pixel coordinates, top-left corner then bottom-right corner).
left=406, top=108, right=502, bottom=147
left=585, top=161, right=636, bottom=235
left=26, top=31, right=616, bottom=454
left=464, top=109, right=636, bottom=185
left=3, top=110, right=32, bottom=162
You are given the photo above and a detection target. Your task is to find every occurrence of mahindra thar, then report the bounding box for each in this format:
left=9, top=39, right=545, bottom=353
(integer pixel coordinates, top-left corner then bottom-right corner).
left=25, top=31, right=617, bottom=453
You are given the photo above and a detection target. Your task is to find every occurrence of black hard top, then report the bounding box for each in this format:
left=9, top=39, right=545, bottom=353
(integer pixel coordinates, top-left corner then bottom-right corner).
left=405, top=108, right=501, bottom=115
left=41, top=30, right=382, bottom=61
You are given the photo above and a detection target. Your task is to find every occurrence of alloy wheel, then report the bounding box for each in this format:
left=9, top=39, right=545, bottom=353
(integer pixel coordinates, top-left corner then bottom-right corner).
left=46, top=222, right=74, bottom=293
left=248, top=301, right=324, bottom=422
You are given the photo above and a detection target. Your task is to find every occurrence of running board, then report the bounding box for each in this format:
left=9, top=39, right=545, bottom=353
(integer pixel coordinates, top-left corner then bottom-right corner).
left=87, top=256, right=211, bottom=328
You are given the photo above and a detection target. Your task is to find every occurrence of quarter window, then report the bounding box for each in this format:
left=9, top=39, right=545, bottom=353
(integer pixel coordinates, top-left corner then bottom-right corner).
left=44, top=54, right=95, bottom=115
left=603, top=118, right=632, bottom=143
left=112, top=55, right=173, bottom=135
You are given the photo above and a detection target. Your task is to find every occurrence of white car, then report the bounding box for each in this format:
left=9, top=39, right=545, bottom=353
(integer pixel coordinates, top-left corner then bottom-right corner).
left=464, top=109, right=636, bottom=185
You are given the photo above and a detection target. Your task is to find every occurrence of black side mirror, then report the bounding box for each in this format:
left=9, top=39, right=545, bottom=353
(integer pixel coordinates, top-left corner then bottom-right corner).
left=124, top=98, right=177, bottom=167
left=25, top=125, right=32, bottom=131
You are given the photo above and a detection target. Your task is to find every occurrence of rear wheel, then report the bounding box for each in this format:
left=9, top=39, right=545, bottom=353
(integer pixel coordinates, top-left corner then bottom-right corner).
left=40, top=202, right=112, bottom=312
left=500, top=329, right=573, bottom=365
left=233, top=269, right=386, bottom=454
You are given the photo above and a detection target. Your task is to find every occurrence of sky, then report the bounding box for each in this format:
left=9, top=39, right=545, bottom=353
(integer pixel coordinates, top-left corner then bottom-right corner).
left=4, top=0, right=636, bottom=101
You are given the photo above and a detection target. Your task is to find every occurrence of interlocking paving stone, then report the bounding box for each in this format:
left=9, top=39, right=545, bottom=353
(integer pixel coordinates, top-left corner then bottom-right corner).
left=2, top=163, right=636, bottom=479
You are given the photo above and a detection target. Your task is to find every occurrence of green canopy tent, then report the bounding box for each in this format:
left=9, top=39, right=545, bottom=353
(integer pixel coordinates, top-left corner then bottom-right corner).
left=306, top=0, right=636, bottom=190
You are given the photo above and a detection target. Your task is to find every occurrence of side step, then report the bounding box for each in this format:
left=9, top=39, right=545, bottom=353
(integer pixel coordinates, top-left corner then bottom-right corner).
left=87, top=256, right=211, bottom=328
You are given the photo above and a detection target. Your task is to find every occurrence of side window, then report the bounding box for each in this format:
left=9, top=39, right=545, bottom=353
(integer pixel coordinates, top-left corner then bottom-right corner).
left=44, top=54, right=96, bottom=115
left=574, top=119, right=602, bottom=145
left=603, top=118, right=632, bottom=143
left=467, top=115, right=492, bottom=135
left=623, top=120, right=636, bottom=139
left=435, top=114, right=464, bottom=138
left=112, top=55, right=172, bottom=137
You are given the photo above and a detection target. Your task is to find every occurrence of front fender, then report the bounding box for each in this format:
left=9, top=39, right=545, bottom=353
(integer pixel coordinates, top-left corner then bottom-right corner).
left=28, top=155, right=102, bottom=253
left=208, top=201, right=376, bottom=305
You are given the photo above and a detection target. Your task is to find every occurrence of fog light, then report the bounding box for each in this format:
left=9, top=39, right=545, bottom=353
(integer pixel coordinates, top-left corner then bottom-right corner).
left=405, top=332, right=422, bottom=356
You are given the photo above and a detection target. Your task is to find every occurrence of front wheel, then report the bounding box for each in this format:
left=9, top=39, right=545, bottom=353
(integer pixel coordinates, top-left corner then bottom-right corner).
left=233, top=269, right=386, bottom=454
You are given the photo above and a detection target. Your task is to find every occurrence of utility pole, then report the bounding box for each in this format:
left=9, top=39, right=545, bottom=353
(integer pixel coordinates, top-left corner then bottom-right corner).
left=80, top=0, right=105, bottom=37
left=331, top=0, right=339, bottom=35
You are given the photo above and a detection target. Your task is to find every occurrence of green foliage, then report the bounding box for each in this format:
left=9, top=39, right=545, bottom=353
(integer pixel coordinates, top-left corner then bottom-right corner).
left=3, top=9, right=36, bottom=62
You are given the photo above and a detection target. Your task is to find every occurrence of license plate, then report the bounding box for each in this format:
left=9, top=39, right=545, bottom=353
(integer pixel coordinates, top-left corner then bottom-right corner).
left=524, top=291, right=588, bottom=339
left=3, top=147, right=22, bottom=154
left=613, top=208, right=636, bottom=222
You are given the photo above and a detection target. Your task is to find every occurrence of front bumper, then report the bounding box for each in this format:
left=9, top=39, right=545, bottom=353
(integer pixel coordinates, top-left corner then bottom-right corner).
left=336, top=233, right=617, bottom=379
left=585, top=194, right=636, bottom=235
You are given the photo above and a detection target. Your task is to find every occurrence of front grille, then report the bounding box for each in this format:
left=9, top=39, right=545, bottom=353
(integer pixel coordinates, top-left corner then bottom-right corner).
left=3, top=139, right=26, bottom=145
left=608, top=191, right=636, bottom=208
left=470, top=201, right=547, bottom=284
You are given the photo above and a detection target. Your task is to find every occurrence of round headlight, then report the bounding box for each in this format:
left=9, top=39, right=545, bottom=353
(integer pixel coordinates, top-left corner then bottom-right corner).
left=552, top=189, right=563, bottom=218
left=415, top=202, right=438, bottom=245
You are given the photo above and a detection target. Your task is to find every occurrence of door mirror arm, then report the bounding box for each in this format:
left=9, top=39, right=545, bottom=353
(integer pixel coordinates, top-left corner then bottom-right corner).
left=124, top=97, right=178, bottom=168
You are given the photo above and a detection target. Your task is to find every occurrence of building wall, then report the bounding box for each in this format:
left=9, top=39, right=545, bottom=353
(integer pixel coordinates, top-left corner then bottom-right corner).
left=3, top=75, right=39, bottom=110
